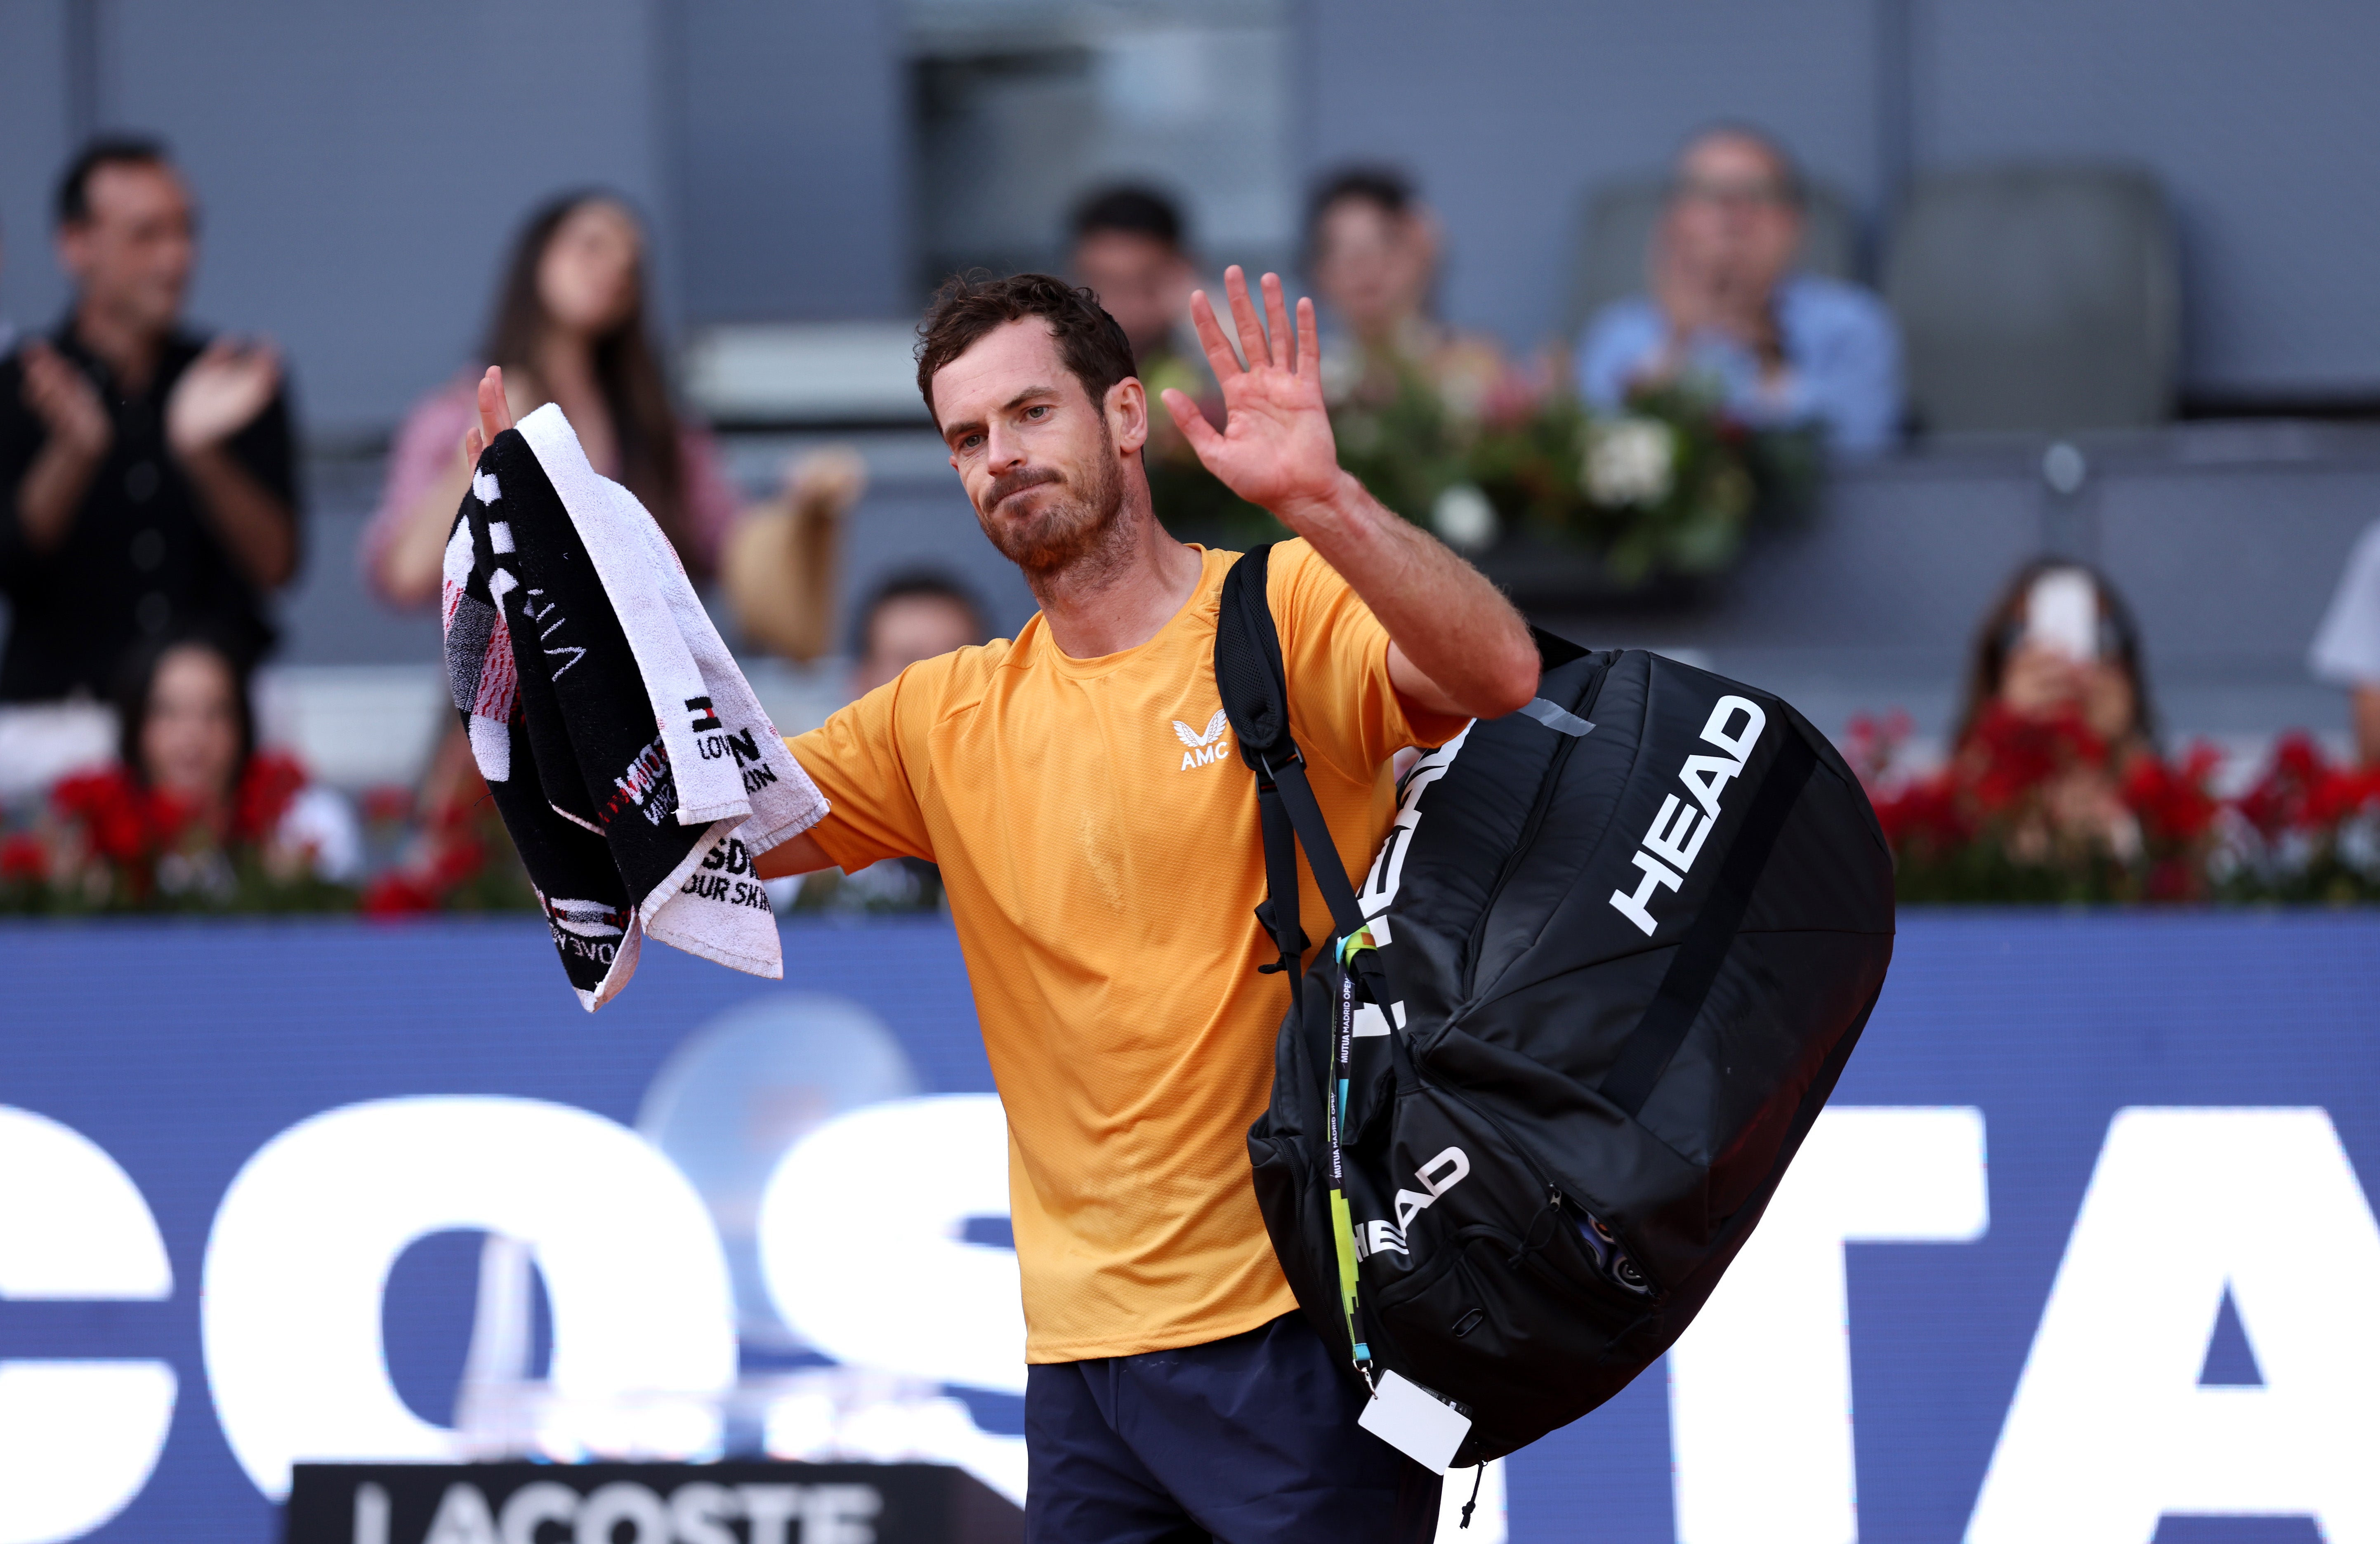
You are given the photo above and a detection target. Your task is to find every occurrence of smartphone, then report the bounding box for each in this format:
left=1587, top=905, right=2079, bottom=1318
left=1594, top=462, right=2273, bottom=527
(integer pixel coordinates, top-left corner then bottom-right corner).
left=2024, top=569, right=2099, bottom=661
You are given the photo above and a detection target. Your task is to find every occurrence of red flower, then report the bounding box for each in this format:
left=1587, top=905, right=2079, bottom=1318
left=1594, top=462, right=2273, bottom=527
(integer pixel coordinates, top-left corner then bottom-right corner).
left=2234, top=733, right=2378, bottom=838
left=231, top=750, right=309, bottom=844
left=0, top=833, right=46, bottom=883
left=360, top=785, right=415, bottom=824
left=361, top=870, right=439, bottom=916
left=2123, top=741, right=2222, bottom=846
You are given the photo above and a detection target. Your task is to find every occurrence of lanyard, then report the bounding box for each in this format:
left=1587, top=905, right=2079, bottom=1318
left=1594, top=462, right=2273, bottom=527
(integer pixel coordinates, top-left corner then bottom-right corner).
left=1330, top=929, right=1376, bottom=1386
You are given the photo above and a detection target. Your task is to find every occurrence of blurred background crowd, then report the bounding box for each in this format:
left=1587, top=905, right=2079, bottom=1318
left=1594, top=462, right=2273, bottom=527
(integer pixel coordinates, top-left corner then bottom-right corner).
left=2, top=0, right=2378, bottom=915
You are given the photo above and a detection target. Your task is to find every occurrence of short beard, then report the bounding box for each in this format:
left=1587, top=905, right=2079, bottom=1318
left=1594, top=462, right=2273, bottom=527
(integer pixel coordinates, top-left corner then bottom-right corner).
left=974, top=427, right=1131, bottom=585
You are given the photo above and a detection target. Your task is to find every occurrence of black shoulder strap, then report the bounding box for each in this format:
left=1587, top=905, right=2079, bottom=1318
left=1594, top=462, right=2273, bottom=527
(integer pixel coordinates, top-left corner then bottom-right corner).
left=1214, top=545, right=1373, bottom=1010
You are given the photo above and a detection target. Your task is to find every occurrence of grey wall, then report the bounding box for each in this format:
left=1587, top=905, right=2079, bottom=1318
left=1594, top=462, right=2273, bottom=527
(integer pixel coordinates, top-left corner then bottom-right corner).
left=5, top=0, right=2379, bottom=434
left=1300, top=0, right=2380, bottom=401
left=0, top=0, right=76, bottom=334
left=671, top=0, right=910, bottom=325
left=0, top=0, right=908, bottom=440
left=1922, top=0, right=2380, bottom=397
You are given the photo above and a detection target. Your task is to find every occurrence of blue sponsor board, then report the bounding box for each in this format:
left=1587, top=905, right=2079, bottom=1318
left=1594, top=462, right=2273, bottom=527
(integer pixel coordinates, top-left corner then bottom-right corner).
left=1, top=913, right=2375, bottom=1542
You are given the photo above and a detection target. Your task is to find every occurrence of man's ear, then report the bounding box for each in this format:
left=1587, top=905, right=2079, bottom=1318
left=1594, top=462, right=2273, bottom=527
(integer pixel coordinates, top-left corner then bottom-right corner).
left=1106, top=376, right=1150, bottom=457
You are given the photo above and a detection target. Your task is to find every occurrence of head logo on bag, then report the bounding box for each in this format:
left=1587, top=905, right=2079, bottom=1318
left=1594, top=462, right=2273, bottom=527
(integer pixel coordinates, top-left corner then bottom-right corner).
left=1609, top=695, right=1767, bottom=936
left=1213, top=544, right=1894, bottom=1467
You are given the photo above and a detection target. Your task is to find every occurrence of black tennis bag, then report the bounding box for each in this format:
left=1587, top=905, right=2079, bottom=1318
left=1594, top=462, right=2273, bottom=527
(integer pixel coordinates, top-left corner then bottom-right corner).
left=1215, top=545, right=1895, bottom=1466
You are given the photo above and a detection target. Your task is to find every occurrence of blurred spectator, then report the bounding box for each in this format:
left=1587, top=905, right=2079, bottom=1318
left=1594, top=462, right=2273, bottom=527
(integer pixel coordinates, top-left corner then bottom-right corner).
left=1955, top=559, right=2155, bottom=752
left=365, top=191, right=858, bottom=654
left=2308, top=519, right=2380, bottom=766
left=0, top=137, right=300, bottom=702
left=1305, top=166, right=1512, bottom=417
left=27, top=630, right=356, bottom=906
left=778, top=570, right=986, bottom=915
left=1578, top=125, right=1901, bottom=454
left=849, top=568, right=988, bottom=698
left=1069, top=185, right=1201, bottom=374
left=1949, top=559, right=2157, bottom=862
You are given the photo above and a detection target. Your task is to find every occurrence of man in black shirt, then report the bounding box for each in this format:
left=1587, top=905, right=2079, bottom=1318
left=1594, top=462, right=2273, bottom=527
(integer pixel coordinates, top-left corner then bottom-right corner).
left=0, top=137, right=299, bottom=702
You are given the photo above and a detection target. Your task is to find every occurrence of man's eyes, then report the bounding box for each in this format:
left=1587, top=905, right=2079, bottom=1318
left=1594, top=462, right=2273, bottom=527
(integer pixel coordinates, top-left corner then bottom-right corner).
left=1024, top=405, right=1051, bottom=421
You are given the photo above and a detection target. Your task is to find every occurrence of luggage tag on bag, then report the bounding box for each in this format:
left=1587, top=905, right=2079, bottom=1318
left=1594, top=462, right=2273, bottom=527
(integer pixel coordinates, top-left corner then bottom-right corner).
left=1358, top=1370, right=1471, bottom=1472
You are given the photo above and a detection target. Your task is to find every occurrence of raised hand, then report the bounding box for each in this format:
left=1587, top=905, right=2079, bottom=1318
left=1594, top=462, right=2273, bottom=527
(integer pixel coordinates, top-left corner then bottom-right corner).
left=461, top=366, right=517, bottom=467
left=166, top=338, right=281, bottom=456
left=1159, top=267, right=1349, bottom=526
left=19, top=341, right=112, bottom=460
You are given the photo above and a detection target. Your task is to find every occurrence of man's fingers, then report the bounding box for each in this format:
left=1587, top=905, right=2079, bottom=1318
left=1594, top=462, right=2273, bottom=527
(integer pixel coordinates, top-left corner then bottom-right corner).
left=1295, top=296, right=1321, bottom=380
left=464, top=427, right=485, bottom=467
left=1160, top=387, right=1223, bottom=459
left=1222, top=266, right=1271, bottom=374
left=474, top=365, right=515, bottom=448
left=1186, top=289, right=1243, bottom=380
left=1260, top=273, right=1293, bottom=370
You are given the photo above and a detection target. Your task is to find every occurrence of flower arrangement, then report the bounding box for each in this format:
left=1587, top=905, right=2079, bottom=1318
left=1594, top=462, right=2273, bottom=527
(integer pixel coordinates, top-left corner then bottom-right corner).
left=0, top=750, right=540, bottom=918
left=1852, top=711, right=2380, bottom=905
left=1, top=750, right=353, bottom=914
left=357, top=782, right=539, bottom=916
left=1153, top=352, right=1816, bottom=588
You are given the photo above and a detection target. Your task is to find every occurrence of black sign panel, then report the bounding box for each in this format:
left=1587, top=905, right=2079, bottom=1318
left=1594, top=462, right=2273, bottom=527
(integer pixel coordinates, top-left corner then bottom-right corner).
left=283, top=1461, right=1023, bottom=1544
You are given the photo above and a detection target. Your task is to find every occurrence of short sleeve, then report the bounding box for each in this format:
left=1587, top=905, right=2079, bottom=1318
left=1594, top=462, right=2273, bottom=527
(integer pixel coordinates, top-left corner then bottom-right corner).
left=1266, top=540, right=1471, bottom=783
left=784, top=660, right=949, bottom=871
left=2310, top=520, right=2380, bottom=686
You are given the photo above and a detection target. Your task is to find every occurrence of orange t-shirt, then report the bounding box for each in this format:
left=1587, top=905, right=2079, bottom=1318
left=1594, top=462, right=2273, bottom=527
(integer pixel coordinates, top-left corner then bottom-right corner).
left=787, top=541, right=1465, bottom=1362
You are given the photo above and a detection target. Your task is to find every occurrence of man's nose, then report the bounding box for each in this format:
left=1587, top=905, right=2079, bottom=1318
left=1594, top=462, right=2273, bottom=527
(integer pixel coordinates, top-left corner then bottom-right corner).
left=981, top=421, right=1026, bottom=476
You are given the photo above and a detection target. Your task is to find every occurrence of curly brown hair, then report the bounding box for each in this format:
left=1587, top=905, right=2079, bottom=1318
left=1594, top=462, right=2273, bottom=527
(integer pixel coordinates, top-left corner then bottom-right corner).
left=913, top=271, right=1139, bottom=425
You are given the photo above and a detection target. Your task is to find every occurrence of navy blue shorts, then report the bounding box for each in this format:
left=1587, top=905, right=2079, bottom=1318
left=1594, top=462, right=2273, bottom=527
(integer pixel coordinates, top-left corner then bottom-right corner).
left=1024, top=1312, right=1444, bottom=1544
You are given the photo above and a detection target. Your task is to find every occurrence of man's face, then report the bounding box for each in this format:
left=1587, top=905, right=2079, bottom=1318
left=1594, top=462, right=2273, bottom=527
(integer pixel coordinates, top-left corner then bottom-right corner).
left=852, top=594, right=983, bottom=697
left=1661, top=134, right=1802, bottom=295
left=1072, top=230, right=1193, bottom=361
left=933, top=319, right=1144, bottom=578
left=59, top=162, right=196, bottom=336
left=1311, top=198, right=1432, bottom=339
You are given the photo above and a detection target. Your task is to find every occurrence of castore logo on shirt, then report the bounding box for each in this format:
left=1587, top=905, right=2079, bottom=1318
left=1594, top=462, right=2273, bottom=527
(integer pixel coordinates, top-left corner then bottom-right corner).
left=1171, top=709, right=1232, bottom=770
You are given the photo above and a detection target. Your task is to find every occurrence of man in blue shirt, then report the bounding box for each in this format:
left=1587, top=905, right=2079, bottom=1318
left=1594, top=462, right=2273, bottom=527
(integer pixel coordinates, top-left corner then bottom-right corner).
left=1579, top=126, right=1901, bottom=455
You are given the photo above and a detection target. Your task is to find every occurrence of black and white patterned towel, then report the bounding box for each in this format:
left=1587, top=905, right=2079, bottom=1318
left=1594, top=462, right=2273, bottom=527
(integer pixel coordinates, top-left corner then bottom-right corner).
left=442, top=403, right=826, bottom=1009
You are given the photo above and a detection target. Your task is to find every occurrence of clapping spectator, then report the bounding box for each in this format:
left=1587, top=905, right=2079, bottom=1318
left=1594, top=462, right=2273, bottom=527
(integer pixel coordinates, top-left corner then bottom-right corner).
left=1578, top=125, right=1901, bottom=454
left=2308, top=520, right=2380, bottom=767
left=1305, top=167, right=1514, bottom=418
left=366, top=191, right=858, bottom=652
left=0, top=137, right=301, bottom=702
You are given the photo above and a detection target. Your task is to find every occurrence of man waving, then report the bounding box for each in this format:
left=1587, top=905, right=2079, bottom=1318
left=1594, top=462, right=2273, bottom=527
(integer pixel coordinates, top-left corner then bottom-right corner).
left=473, top=266, right=1538, bottom=1541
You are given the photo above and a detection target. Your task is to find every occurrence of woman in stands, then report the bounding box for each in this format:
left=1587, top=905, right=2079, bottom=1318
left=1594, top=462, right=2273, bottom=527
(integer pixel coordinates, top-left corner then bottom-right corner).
left=43, top=631, right=358, bottom=900
left=363, top=191, right=859, bottom=660
left=1950, top=559, right=2158, bottom=862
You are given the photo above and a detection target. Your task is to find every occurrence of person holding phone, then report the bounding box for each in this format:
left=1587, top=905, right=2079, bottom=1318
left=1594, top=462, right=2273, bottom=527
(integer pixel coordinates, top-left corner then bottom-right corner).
left=1953, top=559, right=2155, bottom=753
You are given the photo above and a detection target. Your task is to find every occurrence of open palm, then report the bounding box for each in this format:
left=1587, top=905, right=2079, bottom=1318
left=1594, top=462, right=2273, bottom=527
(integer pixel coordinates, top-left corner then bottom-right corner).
left=1160, top=267, right=1347, bottom=522
left=167, top=339, right=281, bottom=455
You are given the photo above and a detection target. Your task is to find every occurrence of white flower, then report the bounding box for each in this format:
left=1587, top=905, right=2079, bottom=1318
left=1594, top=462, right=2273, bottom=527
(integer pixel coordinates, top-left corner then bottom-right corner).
left=1430, top=483, right=1500, bottom=551
left=1584, top=417, right=1676, bottom=507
